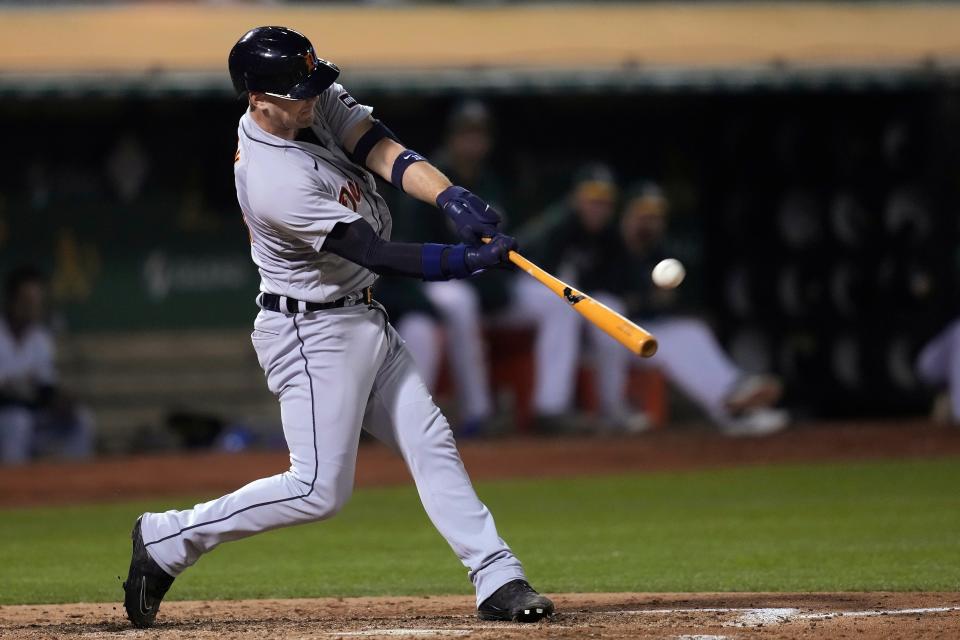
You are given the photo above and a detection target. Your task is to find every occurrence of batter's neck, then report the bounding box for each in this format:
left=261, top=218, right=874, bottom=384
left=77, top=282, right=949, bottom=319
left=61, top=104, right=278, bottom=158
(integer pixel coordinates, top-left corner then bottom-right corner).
left=250, top=108, right=298, bottom=141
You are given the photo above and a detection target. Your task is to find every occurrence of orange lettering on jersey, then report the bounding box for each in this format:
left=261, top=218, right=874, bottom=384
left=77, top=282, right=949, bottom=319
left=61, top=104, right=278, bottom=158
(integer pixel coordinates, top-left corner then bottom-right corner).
left=347, top=179, right=361, bottom=204
left=234, top=148, right=240, bottom=163
left=338, top=179, right=361, bottom=212
left=338, top=188, right=357, bottom=212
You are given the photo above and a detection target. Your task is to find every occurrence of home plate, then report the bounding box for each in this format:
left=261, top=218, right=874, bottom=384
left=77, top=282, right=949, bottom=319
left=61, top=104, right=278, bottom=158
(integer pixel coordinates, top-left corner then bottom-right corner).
left=603, top=605, right=960, bottom=629
left=725, top=607, right=799, bottom=627
left=332, top=630, right=472, bottom=637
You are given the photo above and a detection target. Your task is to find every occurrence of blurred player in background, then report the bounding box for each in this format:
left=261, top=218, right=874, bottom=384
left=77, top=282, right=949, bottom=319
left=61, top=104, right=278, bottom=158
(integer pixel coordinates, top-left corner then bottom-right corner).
left=916, top=320, right=960, bottom=426
left=0, top=267, right=94, bottom=464
left=386, top=101, right=510, bottom=435
left=604, top=182, right=789, bottom=436
left=507, top=164, right=645, bottom=432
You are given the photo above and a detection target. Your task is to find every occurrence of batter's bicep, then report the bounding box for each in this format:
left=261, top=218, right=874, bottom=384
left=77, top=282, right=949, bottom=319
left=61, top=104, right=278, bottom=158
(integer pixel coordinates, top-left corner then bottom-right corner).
left=318, top=82, right=373, bottom=147
left=341, top=117, right=372, bottom=154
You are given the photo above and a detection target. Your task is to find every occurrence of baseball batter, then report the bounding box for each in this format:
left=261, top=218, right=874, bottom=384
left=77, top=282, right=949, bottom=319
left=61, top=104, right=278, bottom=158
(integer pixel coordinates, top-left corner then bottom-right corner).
left=121, top=26, right=553, bottom=627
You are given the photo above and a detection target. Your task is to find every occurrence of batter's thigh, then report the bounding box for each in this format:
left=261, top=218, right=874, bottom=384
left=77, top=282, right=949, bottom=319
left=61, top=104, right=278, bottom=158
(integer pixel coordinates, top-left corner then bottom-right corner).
left=255, top=307, right=388, bottom=486
left=141, top=307, right=392, bottom=577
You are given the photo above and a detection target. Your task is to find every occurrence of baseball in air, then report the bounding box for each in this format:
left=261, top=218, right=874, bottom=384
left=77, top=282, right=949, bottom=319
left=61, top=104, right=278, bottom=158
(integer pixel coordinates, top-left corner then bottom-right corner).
left=652, top=258, right=686, bottom=289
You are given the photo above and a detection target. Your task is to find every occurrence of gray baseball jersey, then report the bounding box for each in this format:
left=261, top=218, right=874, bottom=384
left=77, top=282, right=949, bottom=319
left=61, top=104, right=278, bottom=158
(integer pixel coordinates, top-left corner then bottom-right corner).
left=235, top=82, right=392, bottom=303
left=139, top=82, right=527, bottom=606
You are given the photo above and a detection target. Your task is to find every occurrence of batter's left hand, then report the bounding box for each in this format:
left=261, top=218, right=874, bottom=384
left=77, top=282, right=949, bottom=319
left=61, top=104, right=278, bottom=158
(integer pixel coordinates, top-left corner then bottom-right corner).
left=436, top=186, right=502, bottom=245
left=464, top=233, right=518, bottom=273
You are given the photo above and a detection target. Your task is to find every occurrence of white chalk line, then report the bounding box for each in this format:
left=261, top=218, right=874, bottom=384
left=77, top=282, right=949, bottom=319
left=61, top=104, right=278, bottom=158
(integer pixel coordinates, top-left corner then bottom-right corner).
left=600, top=605, right=960, bottom=628
left=330, top=625, right=574, bottom=637
left=324, top=606, right=960, bottom=636
left=795, top=606, right=960, bottom=622
left=331, top=630, right=473, bottom=637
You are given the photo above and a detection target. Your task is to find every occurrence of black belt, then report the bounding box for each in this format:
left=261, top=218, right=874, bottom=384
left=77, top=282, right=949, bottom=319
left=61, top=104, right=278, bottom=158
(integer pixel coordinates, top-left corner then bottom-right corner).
left=258, top=287, right=373, bottom=313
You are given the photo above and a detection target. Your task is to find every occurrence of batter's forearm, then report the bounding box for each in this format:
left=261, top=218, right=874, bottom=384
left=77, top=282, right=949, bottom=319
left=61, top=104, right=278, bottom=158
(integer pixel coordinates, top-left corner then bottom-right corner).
left=365, top=137, right=450, bottom=205
left=398, top=160, right=452, bottom=206
left=346, top=118, right=480, bottom=223
left=324, top=220, right=509, bottom=281
left=324, top=220, right=449, bottom=280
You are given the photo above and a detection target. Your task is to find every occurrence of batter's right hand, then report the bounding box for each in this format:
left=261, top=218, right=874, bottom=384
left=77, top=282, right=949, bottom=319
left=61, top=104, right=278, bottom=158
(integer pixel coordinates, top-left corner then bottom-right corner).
left=436, top=186, right=503, bottom=245
left=464, top=234, right=517, bottom=273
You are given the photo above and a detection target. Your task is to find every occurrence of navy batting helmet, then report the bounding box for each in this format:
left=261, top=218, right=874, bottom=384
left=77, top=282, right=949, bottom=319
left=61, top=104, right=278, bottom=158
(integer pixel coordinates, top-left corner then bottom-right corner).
left=228, top=26, right=340, bottom=100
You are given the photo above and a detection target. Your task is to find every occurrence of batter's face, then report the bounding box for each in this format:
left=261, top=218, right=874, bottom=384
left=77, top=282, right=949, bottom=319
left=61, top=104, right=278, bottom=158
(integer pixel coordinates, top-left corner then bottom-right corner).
left=249, top=92, right=319, bottom=139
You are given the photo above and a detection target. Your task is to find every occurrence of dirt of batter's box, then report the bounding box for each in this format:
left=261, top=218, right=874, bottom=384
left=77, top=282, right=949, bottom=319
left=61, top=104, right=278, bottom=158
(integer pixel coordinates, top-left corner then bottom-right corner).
left=2, top=592, right=959, bottom=640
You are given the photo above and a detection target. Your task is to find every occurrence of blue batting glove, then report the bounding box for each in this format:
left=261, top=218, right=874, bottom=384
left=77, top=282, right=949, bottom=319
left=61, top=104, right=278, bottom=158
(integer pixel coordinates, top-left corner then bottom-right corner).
left=436, top=186, right=502, bottom=245
left=464, top=234, right=518, bottom=273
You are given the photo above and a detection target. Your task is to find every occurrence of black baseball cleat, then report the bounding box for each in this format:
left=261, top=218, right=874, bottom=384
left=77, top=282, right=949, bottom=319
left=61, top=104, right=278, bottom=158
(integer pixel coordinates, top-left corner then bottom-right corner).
left=477, top=579, right=555, bottom=622
left=122, top=515, right=175, bottom=628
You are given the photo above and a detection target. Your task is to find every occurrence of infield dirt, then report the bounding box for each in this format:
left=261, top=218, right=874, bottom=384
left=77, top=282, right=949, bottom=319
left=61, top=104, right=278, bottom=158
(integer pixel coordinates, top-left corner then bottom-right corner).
left=2, top=592, right=959, bottom=639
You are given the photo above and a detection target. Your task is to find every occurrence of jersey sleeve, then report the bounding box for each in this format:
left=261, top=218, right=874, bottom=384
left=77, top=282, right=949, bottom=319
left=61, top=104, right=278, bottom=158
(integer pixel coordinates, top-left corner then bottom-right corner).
left=248, top=171, right=361, bottom=252
left=317, top=82, right=374, bottom=147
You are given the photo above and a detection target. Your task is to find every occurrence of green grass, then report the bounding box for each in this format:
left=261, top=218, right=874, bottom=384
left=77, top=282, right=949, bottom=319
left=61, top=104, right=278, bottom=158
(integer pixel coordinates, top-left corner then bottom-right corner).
left=1, top=458, right=958, bottom=604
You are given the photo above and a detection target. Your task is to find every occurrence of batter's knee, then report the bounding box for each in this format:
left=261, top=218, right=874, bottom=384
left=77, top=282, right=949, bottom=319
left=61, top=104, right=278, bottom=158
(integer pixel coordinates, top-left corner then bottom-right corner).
left=396, top=401, right=454, bottom=455
left=295, top=476, right=353, bottom=522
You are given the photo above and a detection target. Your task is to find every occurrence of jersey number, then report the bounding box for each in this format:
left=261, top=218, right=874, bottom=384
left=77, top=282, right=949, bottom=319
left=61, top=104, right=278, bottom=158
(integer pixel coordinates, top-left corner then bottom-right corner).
left=338, top=179, right=361, bottom=212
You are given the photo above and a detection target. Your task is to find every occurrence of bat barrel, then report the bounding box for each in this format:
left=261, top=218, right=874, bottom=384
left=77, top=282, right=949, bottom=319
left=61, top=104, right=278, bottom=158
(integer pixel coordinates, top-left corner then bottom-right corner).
left=640, top=339, right=658, bottom=358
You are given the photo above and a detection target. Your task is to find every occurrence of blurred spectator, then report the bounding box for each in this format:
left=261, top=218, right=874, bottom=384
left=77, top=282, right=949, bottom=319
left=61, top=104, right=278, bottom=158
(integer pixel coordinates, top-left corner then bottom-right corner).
left=105, top=133, right=150, bottom=204
left=0, top=267, right=94, bottom=464
left=387, top=100, right=511, bottom=435
left=603, top=182, right=789, bottom=436
left=916, top=322, right=960, bottom=427
left=504, top=163, right=641, bottom=432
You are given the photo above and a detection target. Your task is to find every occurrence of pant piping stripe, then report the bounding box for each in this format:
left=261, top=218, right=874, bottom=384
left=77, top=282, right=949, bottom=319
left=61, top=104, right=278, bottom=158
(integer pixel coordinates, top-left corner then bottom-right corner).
left=144, top=315, right=318, bottom=548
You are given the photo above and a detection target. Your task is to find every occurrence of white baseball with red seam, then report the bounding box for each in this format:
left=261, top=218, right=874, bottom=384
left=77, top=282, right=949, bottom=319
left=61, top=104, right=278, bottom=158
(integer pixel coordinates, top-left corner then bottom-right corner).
left=651, top=258, right=686, bottom=289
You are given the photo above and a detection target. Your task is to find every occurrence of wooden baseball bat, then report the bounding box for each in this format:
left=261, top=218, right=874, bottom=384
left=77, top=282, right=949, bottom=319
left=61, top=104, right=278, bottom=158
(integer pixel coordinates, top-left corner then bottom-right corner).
left=486, top=240, right=658, bottom=358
